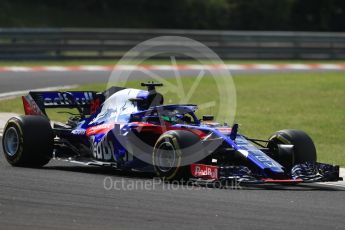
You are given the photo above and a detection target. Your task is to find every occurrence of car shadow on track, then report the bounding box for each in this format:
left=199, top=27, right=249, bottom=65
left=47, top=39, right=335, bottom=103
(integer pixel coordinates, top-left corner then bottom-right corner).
left=44, top=164, right=344, bottom=192
left=45, top=165, right=155, bottom=179
left=239, top=183, right=344, bottom=191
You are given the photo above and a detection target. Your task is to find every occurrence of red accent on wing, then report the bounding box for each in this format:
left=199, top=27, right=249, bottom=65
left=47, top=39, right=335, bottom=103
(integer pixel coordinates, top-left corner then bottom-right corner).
left=22, top=96, right=44, bottom=116
left=22, top=96, right=33, bottom=115
left=90, top=98, right=101, bottom=114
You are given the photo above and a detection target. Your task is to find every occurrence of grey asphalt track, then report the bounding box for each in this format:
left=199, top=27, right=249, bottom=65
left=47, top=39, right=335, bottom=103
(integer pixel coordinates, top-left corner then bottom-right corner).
left=0, top=139, right=345, bottom=230
left=0, top=71, right=110, bottom=94
left=0, top=68, right=342, bottom=94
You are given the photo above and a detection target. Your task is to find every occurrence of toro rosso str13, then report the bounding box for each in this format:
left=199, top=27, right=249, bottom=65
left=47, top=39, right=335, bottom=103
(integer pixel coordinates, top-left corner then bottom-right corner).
left=2, top=82, right=342, bottom=185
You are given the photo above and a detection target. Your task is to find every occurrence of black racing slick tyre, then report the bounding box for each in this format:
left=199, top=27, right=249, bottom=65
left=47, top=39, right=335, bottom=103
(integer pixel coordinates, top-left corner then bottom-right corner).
left=2, top=116, right=54, bottom=167
left=268, top=129, right=317, bottom=168
left=152, top=130, right=205, bottom=181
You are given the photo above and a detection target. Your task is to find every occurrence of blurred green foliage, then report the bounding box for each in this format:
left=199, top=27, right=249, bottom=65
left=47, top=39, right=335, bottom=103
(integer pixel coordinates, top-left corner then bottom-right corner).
left=0, top=0, right=344, bottom=31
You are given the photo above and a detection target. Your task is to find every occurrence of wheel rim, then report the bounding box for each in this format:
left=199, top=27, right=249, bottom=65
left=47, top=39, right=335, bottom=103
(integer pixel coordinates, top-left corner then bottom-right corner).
left=156, top=142, right=177, bottom=172
left=4, top=127, right=20, bottom=157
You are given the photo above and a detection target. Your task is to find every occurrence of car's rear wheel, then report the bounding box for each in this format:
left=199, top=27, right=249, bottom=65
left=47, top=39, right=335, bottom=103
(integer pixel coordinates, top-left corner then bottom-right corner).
left=152, top=130, right=204, bottom=180
left=267, top=129, right=316, bottom=168
left=2, top=116, right=54, bottom=167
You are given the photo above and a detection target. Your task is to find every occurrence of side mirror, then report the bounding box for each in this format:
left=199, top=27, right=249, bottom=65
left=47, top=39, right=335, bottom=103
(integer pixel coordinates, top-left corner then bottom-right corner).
left=202, top=115, right=214, bottom=121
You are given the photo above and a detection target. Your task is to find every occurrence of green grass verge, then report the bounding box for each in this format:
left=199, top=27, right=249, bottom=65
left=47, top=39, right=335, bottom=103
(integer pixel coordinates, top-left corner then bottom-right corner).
left=0, top=59, right=344, bottom=66
left=1, top=72, right=344, bottom=166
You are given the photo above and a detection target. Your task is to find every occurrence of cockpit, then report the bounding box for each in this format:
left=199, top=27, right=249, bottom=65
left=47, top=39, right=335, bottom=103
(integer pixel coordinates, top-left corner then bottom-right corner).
left=89, top=83, right=199, bottom=126
left=130, top=105, right=200, bottom=125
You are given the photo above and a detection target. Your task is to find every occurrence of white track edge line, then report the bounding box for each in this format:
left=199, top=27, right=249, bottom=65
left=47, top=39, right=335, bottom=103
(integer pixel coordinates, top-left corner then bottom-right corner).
left=0, top=64, right=344, bottom=72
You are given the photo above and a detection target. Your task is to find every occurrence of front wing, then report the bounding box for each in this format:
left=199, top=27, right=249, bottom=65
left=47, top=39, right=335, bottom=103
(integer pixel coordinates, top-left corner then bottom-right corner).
left=190, top=162, right=342, bottom=185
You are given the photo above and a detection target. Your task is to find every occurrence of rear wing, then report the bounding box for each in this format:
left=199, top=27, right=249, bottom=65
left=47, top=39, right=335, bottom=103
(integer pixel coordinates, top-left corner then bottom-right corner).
left=22, top=86, right=127, bottom=118
left=22, top=91, right=104, bottom=118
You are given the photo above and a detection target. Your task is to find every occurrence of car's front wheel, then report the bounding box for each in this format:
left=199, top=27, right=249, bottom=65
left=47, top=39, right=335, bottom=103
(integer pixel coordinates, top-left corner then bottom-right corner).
left=2, top=116, right=54, bottom=167
left=267, top=129, right=316, bottom=168
left=152, top=130, right=204, bottom=181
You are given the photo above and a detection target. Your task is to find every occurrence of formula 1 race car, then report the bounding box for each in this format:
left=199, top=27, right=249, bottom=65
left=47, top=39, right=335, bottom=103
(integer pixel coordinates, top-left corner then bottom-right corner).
left=2, top=82, right=342, bottom=185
